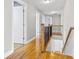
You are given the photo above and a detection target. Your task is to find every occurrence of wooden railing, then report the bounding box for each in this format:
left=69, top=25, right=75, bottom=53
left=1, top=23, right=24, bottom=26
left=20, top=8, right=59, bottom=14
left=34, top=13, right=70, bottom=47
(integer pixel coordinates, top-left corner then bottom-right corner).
left=40, top=24, right=52, bottom=51
left=62, top=27, right=74, bottom=52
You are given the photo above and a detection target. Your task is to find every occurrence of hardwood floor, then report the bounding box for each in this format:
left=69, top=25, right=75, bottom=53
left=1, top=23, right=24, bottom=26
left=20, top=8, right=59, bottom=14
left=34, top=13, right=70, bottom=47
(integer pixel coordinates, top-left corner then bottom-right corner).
left=40, top=51, right=73, bottom=59
left=6, top=37, right=36, bottom=59
left=5, top=37, right=73, bottom=59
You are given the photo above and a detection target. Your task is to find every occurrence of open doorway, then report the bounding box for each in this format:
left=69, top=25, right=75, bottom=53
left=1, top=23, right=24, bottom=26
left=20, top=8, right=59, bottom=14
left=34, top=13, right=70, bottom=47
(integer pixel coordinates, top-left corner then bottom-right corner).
left=12, top=0, right=26, bottom=50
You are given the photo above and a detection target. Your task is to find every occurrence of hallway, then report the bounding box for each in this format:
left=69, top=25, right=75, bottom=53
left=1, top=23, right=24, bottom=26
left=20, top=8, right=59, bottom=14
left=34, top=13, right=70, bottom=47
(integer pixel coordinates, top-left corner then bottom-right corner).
left=4, top=0, right=74, bottom=59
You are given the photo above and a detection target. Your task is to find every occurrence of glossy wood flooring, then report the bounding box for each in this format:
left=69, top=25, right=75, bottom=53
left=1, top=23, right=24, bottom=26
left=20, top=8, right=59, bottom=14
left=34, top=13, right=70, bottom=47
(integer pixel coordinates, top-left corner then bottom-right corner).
left=6, top=37, right=73, bottom=59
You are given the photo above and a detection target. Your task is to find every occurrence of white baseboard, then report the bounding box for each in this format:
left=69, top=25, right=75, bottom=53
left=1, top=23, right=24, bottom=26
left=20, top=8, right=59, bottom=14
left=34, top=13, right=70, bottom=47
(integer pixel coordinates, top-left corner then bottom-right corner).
left=24, top=37, right=36, bottom=44
left=14, top=37, right=35, bottom=45
left=4, top=50, right=13, bottom=58
left=4, top=37, right=35, bottom=58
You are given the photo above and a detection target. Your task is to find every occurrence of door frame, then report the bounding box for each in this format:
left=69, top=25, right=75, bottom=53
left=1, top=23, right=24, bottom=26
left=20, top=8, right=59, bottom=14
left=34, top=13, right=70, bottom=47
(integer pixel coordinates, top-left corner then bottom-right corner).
left=12, top=0, right=27, bottom=51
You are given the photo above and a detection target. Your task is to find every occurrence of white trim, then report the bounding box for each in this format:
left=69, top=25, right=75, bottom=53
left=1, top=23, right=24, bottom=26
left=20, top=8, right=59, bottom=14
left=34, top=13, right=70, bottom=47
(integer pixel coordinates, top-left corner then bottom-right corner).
left=4, top=37, right=35, bottom=58
left=13, top=37, right=35, bottom=44
left=4, top=50, right=13, bottom=58
left=12, top=0, right=26, bottom=51
left=13, top=0, right=24, bottom=6
left=24, top=37, right=36, bottom=44
left=12, top=0, right=14, bottom=53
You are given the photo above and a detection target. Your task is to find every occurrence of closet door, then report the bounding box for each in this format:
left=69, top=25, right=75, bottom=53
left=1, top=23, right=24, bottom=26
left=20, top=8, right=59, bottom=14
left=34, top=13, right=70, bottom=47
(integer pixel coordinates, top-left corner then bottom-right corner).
left=13, top=6, right=24, bottom=44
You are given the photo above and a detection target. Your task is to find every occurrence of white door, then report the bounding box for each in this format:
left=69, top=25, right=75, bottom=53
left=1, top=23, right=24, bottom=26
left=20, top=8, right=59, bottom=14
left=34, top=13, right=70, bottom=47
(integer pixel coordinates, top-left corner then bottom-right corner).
left=13, top=6, right=24, bottom=44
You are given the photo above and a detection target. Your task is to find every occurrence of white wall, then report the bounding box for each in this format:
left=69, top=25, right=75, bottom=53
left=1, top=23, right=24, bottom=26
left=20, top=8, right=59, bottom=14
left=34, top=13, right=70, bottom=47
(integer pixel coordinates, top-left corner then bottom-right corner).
left=27, top=4, right=36, bottom=40
left=63, top=0, right=74, bottom=42
left=63, top=0, right=74, bottom=57
left=4, top=0, right=13, bottom=56
left=4, top=0, right=27, bottom=57
left=52, top=14, right=61, bottom=25
left=46, top=37, right=63, bottom=52
left=64, top=30, right=74, bottom=57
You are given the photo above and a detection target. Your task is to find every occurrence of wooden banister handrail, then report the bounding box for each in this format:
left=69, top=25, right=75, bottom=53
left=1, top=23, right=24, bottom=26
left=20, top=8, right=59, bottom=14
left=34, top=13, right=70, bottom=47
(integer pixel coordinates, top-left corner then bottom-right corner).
left=62, top=27, right=74, bottom=52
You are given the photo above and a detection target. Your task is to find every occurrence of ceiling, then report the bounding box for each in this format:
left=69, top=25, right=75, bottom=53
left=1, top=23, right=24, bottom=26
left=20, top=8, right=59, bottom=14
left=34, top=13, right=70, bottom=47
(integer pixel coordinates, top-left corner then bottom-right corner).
left=23, top=0, right=66, bottom=15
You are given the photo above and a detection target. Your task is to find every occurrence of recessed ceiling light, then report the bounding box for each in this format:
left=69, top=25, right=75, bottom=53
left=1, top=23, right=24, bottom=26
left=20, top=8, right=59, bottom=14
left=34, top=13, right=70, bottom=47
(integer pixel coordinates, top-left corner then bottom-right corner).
left=43, top=0, right=55, bottom=4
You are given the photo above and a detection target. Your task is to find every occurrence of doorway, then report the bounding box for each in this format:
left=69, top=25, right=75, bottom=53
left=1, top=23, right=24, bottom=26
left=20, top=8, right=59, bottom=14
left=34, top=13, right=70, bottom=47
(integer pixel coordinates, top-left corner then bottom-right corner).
left=12, top=0, right=26, bottom=50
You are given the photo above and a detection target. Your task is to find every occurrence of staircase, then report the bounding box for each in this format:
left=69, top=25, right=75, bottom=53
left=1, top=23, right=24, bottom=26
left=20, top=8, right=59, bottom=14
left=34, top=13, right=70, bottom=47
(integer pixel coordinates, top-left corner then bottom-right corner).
left=39, top=24, right=73, bottom=59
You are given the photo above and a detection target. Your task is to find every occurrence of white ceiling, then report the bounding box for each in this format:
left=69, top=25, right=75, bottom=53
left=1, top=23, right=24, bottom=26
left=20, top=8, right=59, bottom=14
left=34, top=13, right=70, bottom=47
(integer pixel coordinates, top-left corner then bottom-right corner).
left=23, top=0, right=66, bottom=15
